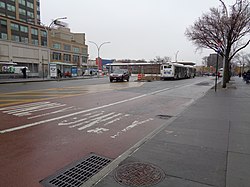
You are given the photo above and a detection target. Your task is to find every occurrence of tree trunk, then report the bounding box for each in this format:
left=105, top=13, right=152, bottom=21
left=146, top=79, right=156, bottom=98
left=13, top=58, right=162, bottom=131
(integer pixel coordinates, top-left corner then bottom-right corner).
left=222, top=47, right=231, bottom=88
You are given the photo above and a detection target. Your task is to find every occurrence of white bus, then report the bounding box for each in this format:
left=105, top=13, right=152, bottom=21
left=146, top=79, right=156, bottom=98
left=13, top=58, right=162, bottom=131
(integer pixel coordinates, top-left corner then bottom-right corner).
left=160, top=62, right=195, bottom=80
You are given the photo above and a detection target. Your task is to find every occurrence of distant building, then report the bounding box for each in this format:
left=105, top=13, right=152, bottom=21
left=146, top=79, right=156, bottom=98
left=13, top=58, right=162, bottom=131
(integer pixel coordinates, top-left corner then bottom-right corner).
left=0, top=0, right=88, bottom=77
left=207, top=53, right=223, bottom=69
left=50, top=27, right=88, bottom=76
left=0, top=0, right=49, bottom=77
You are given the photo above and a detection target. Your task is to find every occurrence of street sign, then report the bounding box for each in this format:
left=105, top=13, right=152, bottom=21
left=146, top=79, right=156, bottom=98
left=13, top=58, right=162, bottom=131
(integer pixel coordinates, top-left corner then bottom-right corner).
left=50, top=64, right=57, bottom=77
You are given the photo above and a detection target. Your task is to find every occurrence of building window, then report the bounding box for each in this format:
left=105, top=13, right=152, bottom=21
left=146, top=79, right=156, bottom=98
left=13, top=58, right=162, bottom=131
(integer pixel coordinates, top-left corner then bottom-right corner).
left=52, top=52, right=61, bottom=60
left=19, top=8, right=26, bottom=15
left=63, top=54, right=71, bottom=62
left=1, top=33, right=7, bottom=40
left=27, top=11, right=34, bottom=18
left=0, top=2, right=5, bottom=8
left=73, top=47, right=80, bottom=53
left=53, top=43, right=61, bottom=49
left=40, top=30, right=47, bottom=37
left=64, top=44, right=71, bottom=51
left=19, top=18, right=26, bottom=22
left=7, top=4, right=15, bottom=12
left=11, top=23, right=19, bottom=31
left=41, top=40, right=47, bottom=46
left=11, top=35, right=20, bottom=42
left=21, top=36, right=29, bottom=43
left=20, top=25, right=28, bottom=33
left=82, top=48, right=87, bottom=54
left=7, top=15, right=16, bottom=19
left=31, top=39, right=38, bottom=45
left=31, top=28, right=38, bottom=35
left=27, top=2, right=34, bottom=9
left=73, top=55, right=79, bottom=63
left=0, top=19, right=7, bottom=40
left=19, top=0, right=26, bottom=6
left=0, top=19, right=7, bottom=26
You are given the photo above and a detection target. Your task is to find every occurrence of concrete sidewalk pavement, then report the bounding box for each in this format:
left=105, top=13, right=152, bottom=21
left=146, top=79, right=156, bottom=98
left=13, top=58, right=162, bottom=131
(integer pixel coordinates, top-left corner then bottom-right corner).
left=0, top=76, right=97, bottom=84
left=92, top=77, right=250, bottom=187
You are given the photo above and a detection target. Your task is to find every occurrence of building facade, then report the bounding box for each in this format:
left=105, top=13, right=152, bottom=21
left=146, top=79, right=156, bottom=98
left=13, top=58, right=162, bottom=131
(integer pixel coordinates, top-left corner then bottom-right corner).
left=207, top=53, right=223, bottom=69
left=0, top=0, right=88, bottom=77
left=0, top=0, right=49, bottom=77
left=50, top=27, right=88, bottom=77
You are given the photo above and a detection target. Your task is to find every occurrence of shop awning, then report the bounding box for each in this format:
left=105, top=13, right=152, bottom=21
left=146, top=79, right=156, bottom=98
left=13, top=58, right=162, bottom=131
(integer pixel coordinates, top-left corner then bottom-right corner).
left=50, top=62, right=77, bottom=66
left=0, top=61, right=17, bottom=65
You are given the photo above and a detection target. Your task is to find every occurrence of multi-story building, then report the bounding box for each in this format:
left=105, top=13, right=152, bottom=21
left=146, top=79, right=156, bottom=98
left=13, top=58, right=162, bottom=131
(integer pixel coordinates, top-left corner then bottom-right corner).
left=207, top=53, right=223, bottom=69
left=0, top=0, right=49, bottom=77
left=49, top=27, right=88, bottom=77
left=0, top=0, right=88, bottom=77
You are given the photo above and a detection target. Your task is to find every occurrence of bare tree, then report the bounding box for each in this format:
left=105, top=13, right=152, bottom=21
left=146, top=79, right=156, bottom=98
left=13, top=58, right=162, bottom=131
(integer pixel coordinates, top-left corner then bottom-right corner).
left=185, top=0, right=250, bottom=88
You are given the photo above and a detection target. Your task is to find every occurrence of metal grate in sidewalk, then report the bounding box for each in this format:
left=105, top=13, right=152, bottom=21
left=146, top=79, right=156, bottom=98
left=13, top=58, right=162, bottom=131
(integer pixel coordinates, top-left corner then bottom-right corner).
left=40, top=154, right=112, bottom=187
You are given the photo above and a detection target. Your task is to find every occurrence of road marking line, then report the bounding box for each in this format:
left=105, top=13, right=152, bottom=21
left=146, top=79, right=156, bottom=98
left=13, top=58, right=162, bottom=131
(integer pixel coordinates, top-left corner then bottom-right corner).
left=0, top=82, right=201, bottom=134
left=0, top=94, right=146, bottom=134
left=28, top=106, right=75, bottom=119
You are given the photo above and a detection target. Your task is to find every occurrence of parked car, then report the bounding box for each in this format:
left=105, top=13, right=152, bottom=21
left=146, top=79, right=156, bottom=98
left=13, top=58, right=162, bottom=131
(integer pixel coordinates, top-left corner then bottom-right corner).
left=109, top=69, right=130, bottom=82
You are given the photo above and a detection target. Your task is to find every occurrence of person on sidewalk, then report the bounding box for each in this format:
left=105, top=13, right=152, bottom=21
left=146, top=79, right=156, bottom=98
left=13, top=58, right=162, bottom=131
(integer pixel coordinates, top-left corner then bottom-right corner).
left=21, top=67, right=27, bottom=79
left=246, top=70, right=250, bottom=84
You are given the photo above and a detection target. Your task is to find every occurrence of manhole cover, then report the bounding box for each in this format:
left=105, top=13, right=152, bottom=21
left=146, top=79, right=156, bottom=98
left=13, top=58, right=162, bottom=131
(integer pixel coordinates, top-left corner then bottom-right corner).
left=114, top=162, right=165, bottom=186
left=40, top=154, right=112, bottom=187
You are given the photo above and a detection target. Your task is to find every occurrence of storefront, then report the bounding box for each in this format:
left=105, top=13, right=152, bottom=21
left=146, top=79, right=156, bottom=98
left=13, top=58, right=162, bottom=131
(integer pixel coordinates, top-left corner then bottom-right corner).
left=50, top=62, right=78, bottom=77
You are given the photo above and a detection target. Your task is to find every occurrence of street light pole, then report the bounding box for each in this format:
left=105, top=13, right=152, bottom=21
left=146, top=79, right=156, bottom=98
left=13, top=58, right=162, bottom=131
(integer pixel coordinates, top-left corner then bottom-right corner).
left=89, top=41, right=111, bottom=77
left=175, top=51, right=179, bottom=62
left=46, top=17, right=67, bottom=79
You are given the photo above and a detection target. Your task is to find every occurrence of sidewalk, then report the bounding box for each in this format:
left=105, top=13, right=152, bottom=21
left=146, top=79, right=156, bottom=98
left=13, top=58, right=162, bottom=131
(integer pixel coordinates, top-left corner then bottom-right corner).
left=0, top=76, right=96, bottom=84
left=92, top=77, right=250, bottom=187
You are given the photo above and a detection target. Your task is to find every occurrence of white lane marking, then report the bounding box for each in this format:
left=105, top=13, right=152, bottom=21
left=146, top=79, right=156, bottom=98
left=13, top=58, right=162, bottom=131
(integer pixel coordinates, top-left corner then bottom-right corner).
left=87, top=128, right=109, bottom=134
left=78, top=112, right=116, bottom=131
left=0, top=94, right=145, bottom=134
left=27, top=106, right=75, bottom=119
left=0, top=82, right=198, bottom=134
left=110, top=118, right=154, bottom=139
left=2, top=102, right=66, bottom=117
left=0, top=101, right=51, bottom=111
left=103, top=114, right=130, bottom=126
left=59, top=111, right=102, bottom=126
left=69, top=112, right=104, bottom=128
left=13, top=104, right=66, bottom=117
left=4, top=102, right=61, bottom=114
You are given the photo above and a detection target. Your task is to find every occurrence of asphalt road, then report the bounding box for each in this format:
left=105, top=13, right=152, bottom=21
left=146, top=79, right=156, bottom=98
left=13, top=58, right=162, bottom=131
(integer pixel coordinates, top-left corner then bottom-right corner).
left=0, top=76, right=215, bottom=187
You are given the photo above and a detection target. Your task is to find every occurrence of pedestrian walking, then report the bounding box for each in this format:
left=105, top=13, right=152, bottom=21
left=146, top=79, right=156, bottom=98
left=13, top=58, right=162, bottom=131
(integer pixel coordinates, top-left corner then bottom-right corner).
left=21, top=67, right=27, bottom=79
left=246, top=70, right=250, bottom=84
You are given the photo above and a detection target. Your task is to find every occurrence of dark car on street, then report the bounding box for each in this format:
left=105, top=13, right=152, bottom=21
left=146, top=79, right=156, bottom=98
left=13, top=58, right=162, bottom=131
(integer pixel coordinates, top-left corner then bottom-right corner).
left=109, top=69, right=130, bottom=82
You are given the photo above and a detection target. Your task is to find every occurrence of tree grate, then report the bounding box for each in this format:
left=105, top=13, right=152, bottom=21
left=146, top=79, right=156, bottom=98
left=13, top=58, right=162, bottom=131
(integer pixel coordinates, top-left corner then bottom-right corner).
left=40, top=154, right=112, bottom=187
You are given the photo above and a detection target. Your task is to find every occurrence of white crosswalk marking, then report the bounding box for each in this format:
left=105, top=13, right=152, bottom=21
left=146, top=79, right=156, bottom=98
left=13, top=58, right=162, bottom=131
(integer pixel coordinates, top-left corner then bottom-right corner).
left=0, top=102, right=66, bottom=117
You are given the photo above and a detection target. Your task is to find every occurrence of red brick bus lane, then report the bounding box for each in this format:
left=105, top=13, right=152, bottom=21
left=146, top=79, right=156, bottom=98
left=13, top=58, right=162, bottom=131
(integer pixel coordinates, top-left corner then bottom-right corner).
left=0, top=90, right=190, bottom=187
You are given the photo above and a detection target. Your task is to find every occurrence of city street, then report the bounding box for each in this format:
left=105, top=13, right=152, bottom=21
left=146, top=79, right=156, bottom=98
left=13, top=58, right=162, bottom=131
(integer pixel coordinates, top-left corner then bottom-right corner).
left=0, top=77, right=215, bottom=187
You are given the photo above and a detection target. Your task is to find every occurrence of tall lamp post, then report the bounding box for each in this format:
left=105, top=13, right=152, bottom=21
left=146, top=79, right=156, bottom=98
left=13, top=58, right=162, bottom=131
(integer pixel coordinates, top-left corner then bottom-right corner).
left=175, top=50, right=179, bottom=62
left=28, top=17, right=67, bottom=78
left=46, top=17, right=67, bottom=78
left=89, top=41, right=111, bottom=77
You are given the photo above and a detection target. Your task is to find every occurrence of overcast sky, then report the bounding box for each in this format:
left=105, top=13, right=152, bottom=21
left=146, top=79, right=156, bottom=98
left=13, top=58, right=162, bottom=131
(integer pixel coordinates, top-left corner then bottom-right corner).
left=41, top=0, right=247, bottom=65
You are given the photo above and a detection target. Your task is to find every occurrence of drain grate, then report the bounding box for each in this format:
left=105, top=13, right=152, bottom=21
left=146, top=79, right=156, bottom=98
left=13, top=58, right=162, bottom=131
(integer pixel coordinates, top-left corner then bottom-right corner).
left=40, top=154, right=112, bottom=187
left=114, top=162, right=165, bottom=186
left=156, top=114, right=172, bottom=120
